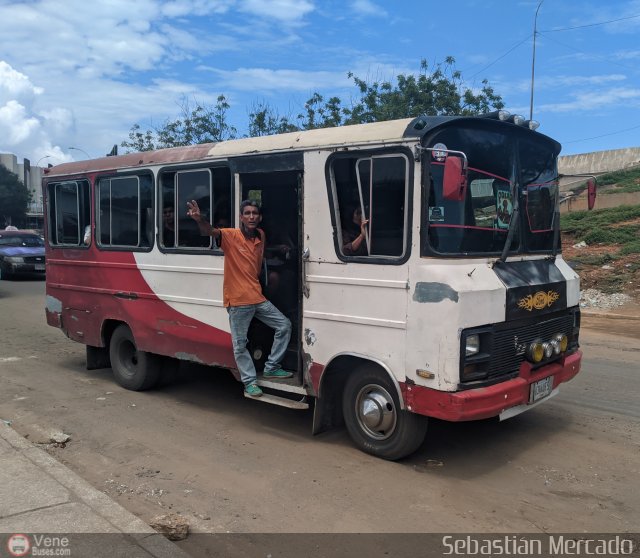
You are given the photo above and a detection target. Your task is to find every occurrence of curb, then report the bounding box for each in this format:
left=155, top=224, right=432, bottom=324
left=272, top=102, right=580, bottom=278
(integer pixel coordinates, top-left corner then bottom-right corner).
left=0, top=423, right=189, bottom=557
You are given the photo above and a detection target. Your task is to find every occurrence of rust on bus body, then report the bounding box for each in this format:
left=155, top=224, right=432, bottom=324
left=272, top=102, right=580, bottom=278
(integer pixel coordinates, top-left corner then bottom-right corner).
left=44, top=143, right=216, bottom=177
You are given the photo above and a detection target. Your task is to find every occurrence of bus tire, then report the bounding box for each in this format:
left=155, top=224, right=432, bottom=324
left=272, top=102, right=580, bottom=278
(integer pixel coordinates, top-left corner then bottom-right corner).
left=343, top=365, right=427, bottom=460
left=109, top=324, right=160, bottom=391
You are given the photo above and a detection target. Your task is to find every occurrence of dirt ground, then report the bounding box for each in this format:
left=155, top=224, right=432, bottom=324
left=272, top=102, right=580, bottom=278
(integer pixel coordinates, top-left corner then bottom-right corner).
left=562, top=230, right=640, bottom=304
left=1, top=280, right=639, bottom=549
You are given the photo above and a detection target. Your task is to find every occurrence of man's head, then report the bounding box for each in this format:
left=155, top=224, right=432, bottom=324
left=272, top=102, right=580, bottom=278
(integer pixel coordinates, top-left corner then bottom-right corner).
left=239, top=200, right=262, bottom=233
left=163, top=205, right=175, bottom=229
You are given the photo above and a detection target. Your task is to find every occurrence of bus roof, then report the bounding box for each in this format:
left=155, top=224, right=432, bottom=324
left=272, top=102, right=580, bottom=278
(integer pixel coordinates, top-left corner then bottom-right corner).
left=44, top=115, right=558, bottom=178
left=45, top=118, right=416, bottom=178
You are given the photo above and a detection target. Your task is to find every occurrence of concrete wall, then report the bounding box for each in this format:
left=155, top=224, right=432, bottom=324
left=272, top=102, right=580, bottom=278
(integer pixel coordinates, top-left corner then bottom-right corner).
left=559, top=147, right=640, bottom=176
left=562, top=191, right=640, bottom=213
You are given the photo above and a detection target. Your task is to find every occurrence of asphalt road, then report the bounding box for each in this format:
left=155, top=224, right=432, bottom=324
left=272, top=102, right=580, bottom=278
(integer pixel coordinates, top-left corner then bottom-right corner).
left=0, top=278, right=638, bottom=552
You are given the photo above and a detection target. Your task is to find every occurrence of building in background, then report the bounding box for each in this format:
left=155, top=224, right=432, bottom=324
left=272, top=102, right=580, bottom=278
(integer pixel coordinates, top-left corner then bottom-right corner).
left=0, top=152, right=46, bottom=231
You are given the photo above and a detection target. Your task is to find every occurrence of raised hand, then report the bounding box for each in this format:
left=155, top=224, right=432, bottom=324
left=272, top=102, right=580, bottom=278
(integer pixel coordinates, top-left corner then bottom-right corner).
left=187, top=200, right=201, bottom=221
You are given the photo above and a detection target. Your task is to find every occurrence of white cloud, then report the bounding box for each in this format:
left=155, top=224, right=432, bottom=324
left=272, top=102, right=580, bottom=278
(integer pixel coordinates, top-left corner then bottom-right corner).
left=350, top=0, right=387, bottom=18
left=0, top=62, right=75, bottom=163
left=160, top=0, right=234, bottom=18
left=0, top=101, right=40, bottom=144
left=496, top=74, right=628, bottom=96
left=538, top=87, right=640, bottom=113
left=0, top=61, right=43, bottom=105
left=614, top=49, right=640, bottom=60
left=238, top=0, right=315, bottom=23
left=203, top=66, right=351, bottom=92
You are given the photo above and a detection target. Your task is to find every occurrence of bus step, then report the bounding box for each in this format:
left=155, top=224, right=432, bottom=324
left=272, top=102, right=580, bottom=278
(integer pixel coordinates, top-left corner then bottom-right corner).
left=244, top=392, right=309, bottom=410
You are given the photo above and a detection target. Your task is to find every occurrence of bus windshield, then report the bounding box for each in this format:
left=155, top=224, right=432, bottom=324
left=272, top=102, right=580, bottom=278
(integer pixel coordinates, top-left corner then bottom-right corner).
left=424, top=123, right=559, bottom=256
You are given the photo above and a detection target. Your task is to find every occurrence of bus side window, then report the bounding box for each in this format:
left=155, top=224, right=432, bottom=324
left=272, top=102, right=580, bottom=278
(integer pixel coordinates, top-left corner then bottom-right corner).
left=176, top=169, right=212, bottom=249
left=47, top=180, right=91, bottom=247
left=97, top=175, right=152, bottom=249
left=330, top=153, right=409, bottom=260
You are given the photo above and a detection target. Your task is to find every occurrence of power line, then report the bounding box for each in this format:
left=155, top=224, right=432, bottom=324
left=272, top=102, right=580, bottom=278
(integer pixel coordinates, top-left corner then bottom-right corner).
left=461, top=13, right=640, bottom=83
left=541, top=13, right=640, bottom=32
left=564, top=123, right=640, bottom=144
left=539, top=32, right=638, bottom=72
left=466, top=34, right=532, bottom=80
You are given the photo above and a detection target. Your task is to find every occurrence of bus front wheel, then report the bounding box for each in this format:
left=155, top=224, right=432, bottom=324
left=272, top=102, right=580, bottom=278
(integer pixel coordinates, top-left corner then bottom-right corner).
left=109, top=324, right=160, bottom=391
left=343, top=365, right=427, bottom=460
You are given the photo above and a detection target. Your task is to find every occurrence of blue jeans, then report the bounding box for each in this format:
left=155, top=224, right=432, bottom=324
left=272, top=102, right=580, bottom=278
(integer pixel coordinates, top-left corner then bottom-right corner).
left=227, top=300, right=292, bottom=386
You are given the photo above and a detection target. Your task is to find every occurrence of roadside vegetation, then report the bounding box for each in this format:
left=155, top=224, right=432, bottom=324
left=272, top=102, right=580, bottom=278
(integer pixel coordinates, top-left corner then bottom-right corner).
left=562, top=204, right=640, bottom=254
left=562, top=203, right=640, bottom=295
left=597, top=165, right=640, bottom=194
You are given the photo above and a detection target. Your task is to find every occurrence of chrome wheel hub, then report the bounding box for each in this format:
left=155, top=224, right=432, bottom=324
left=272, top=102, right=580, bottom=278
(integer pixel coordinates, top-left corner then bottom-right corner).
left=355, top=384, right=397, bottom=440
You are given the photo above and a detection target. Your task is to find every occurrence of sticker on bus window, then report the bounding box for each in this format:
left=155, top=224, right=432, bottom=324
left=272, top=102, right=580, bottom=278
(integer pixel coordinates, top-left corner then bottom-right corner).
left=496, top=188, right=513, bottom=229
left=432, top=143, right=447, bottom=162
left=429, top=206, right=445, bottom=222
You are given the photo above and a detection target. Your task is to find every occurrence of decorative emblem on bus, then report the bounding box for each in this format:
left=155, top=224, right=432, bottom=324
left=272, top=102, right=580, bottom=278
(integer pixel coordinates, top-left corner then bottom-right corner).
left=517, top=290, right=560, bottom=311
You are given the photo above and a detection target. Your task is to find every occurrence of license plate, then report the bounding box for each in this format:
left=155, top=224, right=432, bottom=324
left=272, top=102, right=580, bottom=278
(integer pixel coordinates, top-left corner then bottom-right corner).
left=530, top=376, right=553, bottom=403
left=35, top=264, right=45, bottom=271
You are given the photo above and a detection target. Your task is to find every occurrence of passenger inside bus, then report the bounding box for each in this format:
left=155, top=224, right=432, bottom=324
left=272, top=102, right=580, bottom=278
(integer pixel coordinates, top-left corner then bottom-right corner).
left=341, top=206, right=369, bottom=256
left=263, top=224, right=295, bottom=311
left=162, top=204, right=176, bottom=247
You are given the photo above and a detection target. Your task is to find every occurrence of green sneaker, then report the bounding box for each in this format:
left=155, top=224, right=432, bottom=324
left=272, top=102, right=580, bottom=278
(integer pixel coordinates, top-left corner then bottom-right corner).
left=263, top=368, right=293, bottom=379
left=244, top=383, right=263, bottom=397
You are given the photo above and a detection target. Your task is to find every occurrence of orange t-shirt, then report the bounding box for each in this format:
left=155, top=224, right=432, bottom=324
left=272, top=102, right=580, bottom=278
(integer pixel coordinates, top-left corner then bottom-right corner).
left=220, top=228, right=266, bottom=307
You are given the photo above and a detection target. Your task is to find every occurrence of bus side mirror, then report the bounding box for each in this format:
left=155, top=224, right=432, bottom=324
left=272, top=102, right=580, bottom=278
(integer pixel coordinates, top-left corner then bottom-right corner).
left=443, top=156, right=467, bottom=201
left=587, top=178, right=597, bottom=210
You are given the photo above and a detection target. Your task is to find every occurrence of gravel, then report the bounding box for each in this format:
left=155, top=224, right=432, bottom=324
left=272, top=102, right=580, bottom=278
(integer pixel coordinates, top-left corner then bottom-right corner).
left=580, top=288, right=631, bottom=310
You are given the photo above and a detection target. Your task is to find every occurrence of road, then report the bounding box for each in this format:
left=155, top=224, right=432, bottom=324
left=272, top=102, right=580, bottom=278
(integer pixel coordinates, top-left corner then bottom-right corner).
left=0, top=279, right=638, bottom=551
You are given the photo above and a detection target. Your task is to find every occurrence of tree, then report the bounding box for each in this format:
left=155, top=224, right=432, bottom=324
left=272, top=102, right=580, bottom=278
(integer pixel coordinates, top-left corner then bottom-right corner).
left=122, top=124, right=157, bottom=152
left=327, top=57, right=504, bottom=127
left=247, top=101, right=298, bottom=137
left=0, top=165, right=30, bottom=228
left=121, top=95, right=237, bottom=153
left=250, top=58, right=504, bottom=131
left=123, top=58, right=505, bottom=146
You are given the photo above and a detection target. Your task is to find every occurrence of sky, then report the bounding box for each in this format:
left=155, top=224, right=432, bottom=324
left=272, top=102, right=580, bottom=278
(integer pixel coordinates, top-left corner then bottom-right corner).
left=0, top=0, right=639, bottom=167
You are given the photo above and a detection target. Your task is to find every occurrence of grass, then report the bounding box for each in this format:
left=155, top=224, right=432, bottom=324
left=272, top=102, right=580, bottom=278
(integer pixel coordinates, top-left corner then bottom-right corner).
left=597, top=165, right=640, bottom=194
left=561, top=204, right=640, bottom=255
left=570, top=165, right=640, bottom=195
left=569, top=165, right=640, bottom=195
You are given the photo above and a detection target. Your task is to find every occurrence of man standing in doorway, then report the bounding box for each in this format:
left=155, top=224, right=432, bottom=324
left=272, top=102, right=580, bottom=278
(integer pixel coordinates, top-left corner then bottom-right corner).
left=187, top=199, right=292, bottom=397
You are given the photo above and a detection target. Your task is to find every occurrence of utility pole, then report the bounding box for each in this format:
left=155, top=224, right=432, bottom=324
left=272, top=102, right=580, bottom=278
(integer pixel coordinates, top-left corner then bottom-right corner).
left=530, top=0, right=544, bottom=120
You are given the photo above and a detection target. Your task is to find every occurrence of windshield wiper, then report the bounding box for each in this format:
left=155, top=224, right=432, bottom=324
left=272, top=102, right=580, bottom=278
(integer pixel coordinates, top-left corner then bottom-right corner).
left=495, top=178, right=521, bottom=265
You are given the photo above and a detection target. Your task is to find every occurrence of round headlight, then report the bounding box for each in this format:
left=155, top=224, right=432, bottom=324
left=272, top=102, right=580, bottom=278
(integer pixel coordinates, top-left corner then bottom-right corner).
left=543, top=342, right=554, bottom=359
left=555, top=333, right=568, bottom=352
left=551, top=339, right=561, bottom=355
left=528, top=342, right=544, bottom=363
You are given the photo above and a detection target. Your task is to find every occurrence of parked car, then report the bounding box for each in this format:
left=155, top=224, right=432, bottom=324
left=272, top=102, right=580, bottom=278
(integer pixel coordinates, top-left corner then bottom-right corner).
left=0, top=230, right=46, bottom=279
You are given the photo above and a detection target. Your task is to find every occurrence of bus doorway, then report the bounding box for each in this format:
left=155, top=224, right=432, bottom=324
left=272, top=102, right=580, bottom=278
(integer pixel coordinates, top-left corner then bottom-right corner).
left=240, top=171, right=303, bottom=381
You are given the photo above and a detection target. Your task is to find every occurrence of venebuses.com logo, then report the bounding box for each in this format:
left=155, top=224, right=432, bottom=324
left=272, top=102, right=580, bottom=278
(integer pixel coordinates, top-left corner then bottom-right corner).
left=5, top=533, right=71, bottom=556
left=7, top=534, right=30, bottom=557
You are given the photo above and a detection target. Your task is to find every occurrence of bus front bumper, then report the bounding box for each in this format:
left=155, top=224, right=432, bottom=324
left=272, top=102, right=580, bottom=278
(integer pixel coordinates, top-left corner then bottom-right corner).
left=401, top=350, right=581, bottom=422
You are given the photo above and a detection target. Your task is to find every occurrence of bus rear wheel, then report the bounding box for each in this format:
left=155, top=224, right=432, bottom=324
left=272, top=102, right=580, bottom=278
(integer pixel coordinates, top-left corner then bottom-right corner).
left=343, top=365, right=428, bottom=460
left=109, top=324, right=160, bottom=391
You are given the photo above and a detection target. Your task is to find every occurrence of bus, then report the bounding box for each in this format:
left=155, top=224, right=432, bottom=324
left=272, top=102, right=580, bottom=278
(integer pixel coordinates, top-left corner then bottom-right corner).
left=43, top=112, right=590, bottom=460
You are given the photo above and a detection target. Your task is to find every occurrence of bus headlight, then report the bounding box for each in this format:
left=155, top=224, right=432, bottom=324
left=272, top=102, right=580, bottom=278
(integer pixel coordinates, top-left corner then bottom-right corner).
left=527, top=342, right=544, bottom=363
left=555, top=333, right=568, bottom=352
left=465, top=334, right=480, bottom=356
left=5, top=256, right=24, bottom=263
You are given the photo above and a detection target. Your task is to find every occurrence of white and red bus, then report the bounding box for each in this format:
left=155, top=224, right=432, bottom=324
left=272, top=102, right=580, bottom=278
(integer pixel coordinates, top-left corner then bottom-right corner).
left=44, top=113, right=586, bottom=460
